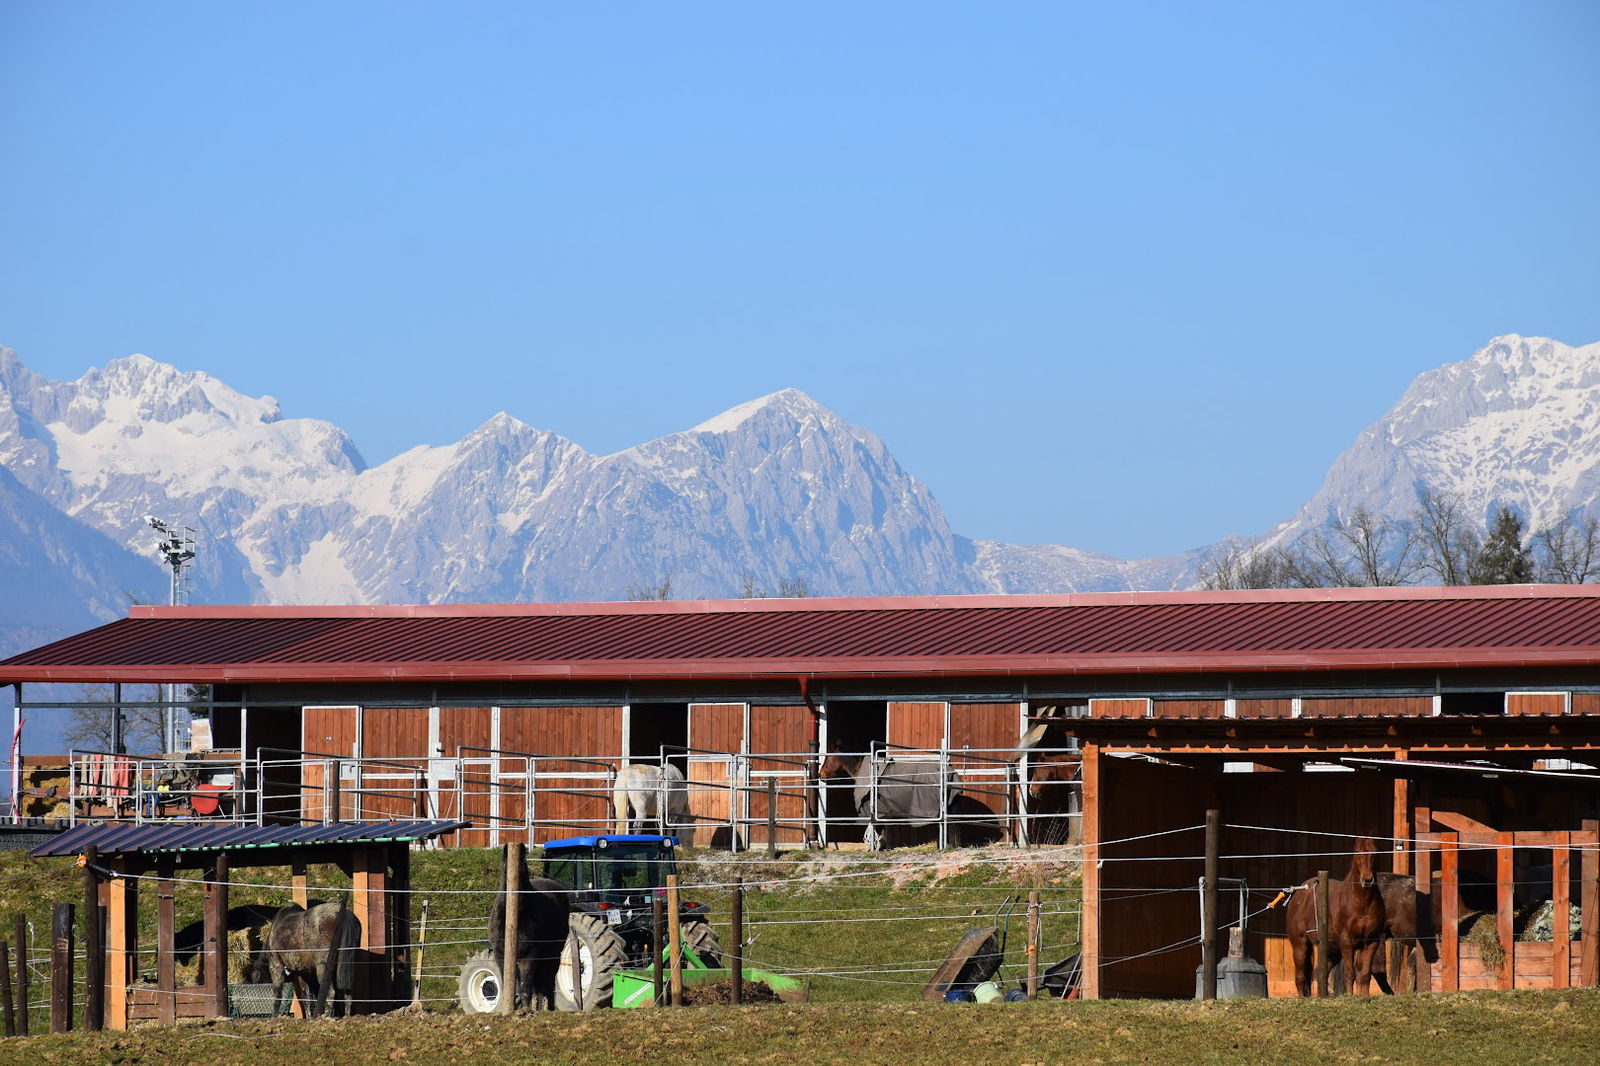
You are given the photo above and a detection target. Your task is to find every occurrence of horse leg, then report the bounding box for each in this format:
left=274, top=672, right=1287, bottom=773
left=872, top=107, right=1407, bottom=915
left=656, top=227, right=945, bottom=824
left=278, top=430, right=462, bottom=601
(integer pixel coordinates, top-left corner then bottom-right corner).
left=1291, top=935, right=1312, bottom=997
left=1344, top=936, right=1375, bottom=997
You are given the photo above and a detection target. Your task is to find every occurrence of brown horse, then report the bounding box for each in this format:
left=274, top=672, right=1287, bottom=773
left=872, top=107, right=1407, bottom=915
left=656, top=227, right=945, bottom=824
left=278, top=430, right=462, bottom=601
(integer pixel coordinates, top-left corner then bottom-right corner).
left=489, top=849, right=572, bottom=1011
left=252, top=899, right=361, bottom=1018
left=1286, top=837, right=1388, bottom=996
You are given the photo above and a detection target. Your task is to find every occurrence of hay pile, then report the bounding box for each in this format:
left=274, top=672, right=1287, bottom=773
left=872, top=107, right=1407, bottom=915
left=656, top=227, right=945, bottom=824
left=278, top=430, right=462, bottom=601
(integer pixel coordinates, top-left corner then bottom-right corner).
left=173, top=925, right=268, bottom=986
left=1465, top=913, right=1505, bottom=972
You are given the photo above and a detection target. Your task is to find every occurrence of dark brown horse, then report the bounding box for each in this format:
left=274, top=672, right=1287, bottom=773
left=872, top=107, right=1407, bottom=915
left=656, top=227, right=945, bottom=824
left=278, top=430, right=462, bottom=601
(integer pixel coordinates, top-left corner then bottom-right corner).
left=489, top=849, right=572, bottom=1011
left=252, top=900, right=361, bottom=1018
left=1286, top=837, right=1388, bottom=996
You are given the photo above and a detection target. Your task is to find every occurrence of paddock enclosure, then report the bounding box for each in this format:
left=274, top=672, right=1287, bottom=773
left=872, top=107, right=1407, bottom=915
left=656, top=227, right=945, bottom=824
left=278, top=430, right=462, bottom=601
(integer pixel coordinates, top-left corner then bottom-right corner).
left=10, top=585, right=1600, bottom=1001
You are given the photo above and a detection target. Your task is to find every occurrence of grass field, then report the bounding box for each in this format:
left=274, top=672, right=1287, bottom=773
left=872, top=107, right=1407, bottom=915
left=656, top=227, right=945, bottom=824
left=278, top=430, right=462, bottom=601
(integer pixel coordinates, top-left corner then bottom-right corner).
left=2, top=846, right=1593, bottom=1065
left=2, top=991, right=1599, bottom=1065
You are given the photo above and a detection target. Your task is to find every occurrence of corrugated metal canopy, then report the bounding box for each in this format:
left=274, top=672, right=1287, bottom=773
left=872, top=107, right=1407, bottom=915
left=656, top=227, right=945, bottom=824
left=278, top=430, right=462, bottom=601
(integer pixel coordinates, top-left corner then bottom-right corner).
left=7, top=585, right=1600, bottom=684
left=29, top=819, right=468, bottom=858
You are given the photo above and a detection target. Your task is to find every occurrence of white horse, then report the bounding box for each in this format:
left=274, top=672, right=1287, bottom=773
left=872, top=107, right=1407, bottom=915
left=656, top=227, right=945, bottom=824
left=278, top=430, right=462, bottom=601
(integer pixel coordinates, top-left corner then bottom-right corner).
left=613, top=763, right=691, bottom=844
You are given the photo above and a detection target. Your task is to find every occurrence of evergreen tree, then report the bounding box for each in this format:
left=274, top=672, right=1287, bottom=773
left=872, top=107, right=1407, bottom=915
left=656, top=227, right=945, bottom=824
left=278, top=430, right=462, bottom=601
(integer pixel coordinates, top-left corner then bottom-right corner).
left=1469, top=506, right=1534, bottom=584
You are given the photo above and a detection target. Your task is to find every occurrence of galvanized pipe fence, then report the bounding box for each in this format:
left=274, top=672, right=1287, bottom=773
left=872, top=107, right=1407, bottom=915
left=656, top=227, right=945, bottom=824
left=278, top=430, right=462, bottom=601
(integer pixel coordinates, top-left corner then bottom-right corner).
left=49, top=744, right=1081, bottom=850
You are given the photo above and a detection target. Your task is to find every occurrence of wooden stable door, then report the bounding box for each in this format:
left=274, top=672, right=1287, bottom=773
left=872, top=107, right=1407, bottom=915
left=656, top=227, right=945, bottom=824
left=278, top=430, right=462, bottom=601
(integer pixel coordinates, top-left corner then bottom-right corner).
left=688, top=703, right=744, bottom=847
left=302, top=705, right=357, bottom=821
left=748, top=705, right=813, bottom=848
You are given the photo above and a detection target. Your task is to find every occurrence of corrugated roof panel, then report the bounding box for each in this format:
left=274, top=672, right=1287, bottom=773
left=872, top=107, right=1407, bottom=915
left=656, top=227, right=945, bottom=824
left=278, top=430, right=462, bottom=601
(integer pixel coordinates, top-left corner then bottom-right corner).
left=10, top=587, right=1600, bottom=684
left=29, top=820, right=467, bottom=858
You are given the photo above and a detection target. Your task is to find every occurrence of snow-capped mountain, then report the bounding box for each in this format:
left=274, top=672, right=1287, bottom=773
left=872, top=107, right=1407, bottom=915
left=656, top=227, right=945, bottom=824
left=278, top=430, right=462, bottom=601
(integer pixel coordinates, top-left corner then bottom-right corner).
left=1269, top=335, right=1600, bottom=543
left=2, top=332, right=1598, bottom=644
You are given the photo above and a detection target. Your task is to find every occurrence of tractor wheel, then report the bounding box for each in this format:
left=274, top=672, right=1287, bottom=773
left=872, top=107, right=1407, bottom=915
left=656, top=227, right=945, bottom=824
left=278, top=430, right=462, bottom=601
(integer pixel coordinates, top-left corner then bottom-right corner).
left=679, top=916, right=723, bottom=968
left=458, top=951, right=501, bottom=1015
left=554, top=913, right=628, bottom=1011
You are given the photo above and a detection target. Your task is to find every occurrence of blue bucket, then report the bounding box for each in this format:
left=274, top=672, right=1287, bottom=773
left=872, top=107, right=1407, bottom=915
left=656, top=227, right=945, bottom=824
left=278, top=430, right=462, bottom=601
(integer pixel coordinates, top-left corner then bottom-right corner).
left=944, top=988, right=976, bottom=1003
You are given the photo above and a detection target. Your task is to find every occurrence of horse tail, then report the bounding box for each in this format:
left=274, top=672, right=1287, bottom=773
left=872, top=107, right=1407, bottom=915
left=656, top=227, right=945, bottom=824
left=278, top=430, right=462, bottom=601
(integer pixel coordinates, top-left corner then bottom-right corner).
left=332, top=902, right=360, bottom=1006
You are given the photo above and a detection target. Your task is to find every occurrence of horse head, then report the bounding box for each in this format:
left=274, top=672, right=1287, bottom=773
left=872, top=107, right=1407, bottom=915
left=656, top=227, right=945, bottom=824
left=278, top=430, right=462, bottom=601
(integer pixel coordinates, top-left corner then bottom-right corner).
left=819, top=753, right=864, bottom=780
left=1349, top=836, right=1379, bottom=888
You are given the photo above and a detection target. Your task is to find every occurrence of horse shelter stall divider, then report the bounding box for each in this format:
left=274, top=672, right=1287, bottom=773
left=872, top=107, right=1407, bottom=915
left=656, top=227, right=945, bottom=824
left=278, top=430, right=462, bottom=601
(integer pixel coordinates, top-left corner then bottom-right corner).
left=29, top=820, right=465, bottom=1030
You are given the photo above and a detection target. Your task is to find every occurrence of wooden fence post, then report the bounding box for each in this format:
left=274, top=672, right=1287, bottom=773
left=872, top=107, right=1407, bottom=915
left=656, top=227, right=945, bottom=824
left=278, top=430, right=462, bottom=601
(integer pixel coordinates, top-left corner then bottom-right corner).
left=1027, top=889, right=1041, bottom=999
left=666, top=875, right=682, bottom=1006
left=50, top=904, right=73, bottom=1034
left=500, top=842, right=522, bottom=1015
left=651, top=894, right=665, bottom=1007
left=205, top=855, right=230, bottom=1019
left=15, top=915, right=28, bottom=1036
left=1201, top=810, right=1219, bottom=1001
left=731, top=883, right=743, bottom=1006
left=82, top=846, right=103, bottom=1031
left=0, top=941, right=14, bottom=1036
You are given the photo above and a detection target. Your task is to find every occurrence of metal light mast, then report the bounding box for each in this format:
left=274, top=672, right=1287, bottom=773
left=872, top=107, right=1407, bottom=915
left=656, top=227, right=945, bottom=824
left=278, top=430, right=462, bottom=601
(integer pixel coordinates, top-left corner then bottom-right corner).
left=144, top=515, right=197, bottom=752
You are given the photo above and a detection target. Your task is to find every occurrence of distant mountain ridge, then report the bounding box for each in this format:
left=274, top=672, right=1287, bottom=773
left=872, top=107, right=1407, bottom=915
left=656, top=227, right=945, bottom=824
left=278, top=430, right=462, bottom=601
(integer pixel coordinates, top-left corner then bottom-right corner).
left=1, top=333, right=1598, bottom=669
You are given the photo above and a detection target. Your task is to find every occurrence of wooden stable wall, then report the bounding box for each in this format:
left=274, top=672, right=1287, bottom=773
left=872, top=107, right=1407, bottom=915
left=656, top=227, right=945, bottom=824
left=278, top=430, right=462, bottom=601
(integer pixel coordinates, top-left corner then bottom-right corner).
left=499, top=705, right=622, bottom=844
left=686, top=703, right=815, bottom=848
left=1086, top=754, right=1394, bottom=999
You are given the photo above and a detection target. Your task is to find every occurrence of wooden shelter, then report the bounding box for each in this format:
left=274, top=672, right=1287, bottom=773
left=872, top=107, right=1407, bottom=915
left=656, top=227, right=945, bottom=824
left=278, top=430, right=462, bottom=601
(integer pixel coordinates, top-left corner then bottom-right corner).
left=31, top=820, right=463, bottom=1028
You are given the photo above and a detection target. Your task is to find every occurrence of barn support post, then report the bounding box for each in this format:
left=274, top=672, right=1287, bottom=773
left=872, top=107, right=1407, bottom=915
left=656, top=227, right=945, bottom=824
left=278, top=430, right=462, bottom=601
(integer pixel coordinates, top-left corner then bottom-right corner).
left=204, top=854, right=229, bottom=1020
left=1582, top=814, right=1599, bottom=987
left=1201, top=809, right=1219, bottom=1001
left=50, top=902, right=73, bottom=1034
left=766, top=777, right=778, bottom=860
left=1315, top=871, right=1331, bottom=998
left=354, top=846, right=390, bottom=1012
left=1411, top=799, right=1433, bottom=993
left=1079, top=742, right=1102, bottom=999
left=499, top=842, right=520, bottom=1015
left=391, top=843, right=412, bottom=1006
left=156, top=858, right=176, bottom=1025
left=107, top=859, right=137, bottom=1030
left=1440, top=832, right=1460, bottom=991
left=1553, top=833, right=1572, bottom=989
left=1496, top=831, right=1515, bottom=991
left=82, top=845, right=103, bottom=1031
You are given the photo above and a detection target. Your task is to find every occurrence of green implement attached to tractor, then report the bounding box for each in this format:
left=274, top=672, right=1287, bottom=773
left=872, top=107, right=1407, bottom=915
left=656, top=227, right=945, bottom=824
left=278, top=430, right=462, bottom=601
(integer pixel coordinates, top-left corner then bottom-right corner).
left=458, top=834, right=803, bottom=1012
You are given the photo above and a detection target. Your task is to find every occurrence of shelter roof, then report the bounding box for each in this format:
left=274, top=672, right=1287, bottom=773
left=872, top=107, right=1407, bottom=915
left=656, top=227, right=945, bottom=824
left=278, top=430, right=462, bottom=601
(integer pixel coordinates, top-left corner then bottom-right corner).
left=7, top=585, right=1600, bottom=685
left=28, top=819, right=468, bottom=859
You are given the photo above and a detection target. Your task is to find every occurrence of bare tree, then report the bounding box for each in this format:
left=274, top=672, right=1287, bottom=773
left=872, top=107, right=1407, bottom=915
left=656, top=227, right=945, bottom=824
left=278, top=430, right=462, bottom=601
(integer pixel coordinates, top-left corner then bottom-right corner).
left=63, top=683, right=163, bottom=754
left=1197, top=542, right=1298, bottom=590
left=625, top=576, right=674, bottom=601
left=740, top=574, right=811, bottom=598
left=1534, top=514, right=1600, bottom=584
left=1412, top=487, right=1480, bottom=585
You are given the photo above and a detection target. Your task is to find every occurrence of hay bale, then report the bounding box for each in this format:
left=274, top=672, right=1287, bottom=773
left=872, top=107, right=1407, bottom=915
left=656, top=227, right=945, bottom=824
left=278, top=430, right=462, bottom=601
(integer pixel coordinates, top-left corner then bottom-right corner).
left=1465, top=913, right=1505, bottom=972
left=175, top=922, right=270, bottom=986
left=1521, top=900, right=1581, bottom=942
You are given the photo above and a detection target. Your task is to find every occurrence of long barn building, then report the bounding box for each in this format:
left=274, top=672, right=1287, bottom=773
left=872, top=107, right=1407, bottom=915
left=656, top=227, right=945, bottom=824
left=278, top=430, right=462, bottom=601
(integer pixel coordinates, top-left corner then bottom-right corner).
left=7, top=583, right=1600, bottom=998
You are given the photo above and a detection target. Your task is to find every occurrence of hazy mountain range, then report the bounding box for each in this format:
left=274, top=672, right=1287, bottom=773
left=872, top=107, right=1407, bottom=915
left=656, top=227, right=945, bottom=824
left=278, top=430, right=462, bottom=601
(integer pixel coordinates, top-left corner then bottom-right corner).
left=1, top=333, right=1598, bottom=670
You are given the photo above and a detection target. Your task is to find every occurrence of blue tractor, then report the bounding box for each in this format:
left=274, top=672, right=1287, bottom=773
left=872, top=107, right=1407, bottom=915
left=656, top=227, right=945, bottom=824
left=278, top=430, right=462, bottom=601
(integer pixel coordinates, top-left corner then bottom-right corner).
left=458, top=834, right=722, bottom=1012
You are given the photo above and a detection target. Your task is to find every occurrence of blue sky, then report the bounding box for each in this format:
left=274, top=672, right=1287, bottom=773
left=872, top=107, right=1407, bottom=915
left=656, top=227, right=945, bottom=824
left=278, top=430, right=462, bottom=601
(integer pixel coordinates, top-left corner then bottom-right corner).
left=2, top=2, right=1597, bottom=558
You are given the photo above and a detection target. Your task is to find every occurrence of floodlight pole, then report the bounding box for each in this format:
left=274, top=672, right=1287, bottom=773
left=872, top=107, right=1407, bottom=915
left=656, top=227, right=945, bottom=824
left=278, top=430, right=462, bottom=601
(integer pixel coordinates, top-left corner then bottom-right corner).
left=145, top=516, right=196, bottom=754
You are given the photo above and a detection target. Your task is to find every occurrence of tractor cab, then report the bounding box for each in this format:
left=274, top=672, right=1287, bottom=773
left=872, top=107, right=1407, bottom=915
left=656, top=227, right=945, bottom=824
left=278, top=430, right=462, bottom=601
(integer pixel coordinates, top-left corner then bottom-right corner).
left=541, top=834, right=679, bottom=914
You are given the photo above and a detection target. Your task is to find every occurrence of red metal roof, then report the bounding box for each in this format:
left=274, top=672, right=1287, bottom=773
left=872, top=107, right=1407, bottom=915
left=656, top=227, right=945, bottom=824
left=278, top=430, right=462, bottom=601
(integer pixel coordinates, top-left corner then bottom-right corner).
left=6, top=585, right=1600, bottom=685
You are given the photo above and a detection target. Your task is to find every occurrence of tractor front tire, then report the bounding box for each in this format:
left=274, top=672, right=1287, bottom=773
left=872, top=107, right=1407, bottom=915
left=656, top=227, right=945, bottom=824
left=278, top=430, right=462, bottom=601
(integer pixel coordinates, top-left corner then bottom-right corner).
left=458, top=951, right=501, bottom=1015
left=554, top=913, right=629, bottom=1011
left=680, top=916, right=723, bottom=968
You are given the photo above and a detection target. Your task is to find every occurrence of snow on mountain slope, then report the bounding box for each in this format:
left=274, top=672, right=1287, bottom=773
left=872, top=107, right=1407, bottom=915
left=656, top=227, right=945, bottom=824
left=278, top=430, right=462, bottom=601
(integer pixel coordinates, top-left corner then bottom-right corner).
left=1272, top=335, right=1600, bottom=543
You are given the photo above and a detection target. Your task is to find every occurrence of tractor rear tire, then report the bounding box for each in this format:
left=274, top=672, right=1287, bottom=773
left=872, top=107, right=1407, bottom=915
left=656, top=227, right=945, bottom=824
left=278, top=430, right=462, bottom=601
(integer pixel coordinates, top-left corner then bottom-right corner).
left=554, top=913, right=629, bottom=1011
left=458, top=951, right=501, bottom=1015
left=680, top=917, right=723, bottom=968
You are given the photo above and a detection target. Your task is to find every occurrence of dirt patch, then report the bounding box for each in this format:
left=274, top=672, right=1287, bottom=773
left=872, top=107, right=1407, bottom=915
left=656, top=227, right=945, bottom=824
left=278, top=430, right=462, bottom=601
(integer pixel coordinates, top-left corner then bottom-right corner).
left=680, top=979, right=784, bottom=1005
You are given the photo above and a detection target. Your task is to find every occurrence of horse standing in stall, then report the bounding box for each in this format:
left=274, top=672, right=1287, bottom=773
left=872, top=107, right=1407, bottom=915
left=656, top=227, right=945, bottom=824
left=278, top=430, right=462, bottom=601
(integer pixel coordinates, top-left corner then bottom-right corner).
left=489, top=848, right=572, bottom=1011
left=1286, top=837, right=1389, bottom=996
left=613, top=763, right=691, bottom=843
left=252, top=900, right=362, bottom=1018
left=819, top=752, right=949, bottom=849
